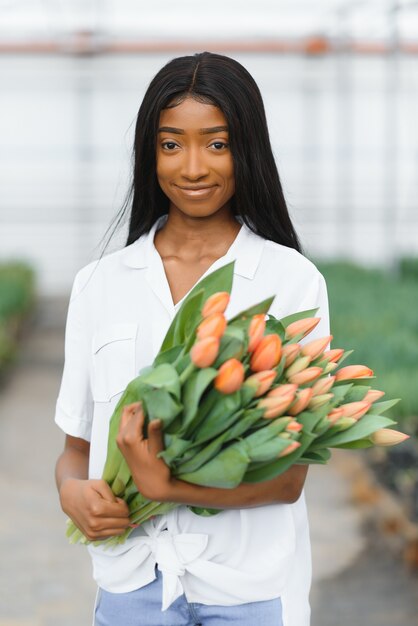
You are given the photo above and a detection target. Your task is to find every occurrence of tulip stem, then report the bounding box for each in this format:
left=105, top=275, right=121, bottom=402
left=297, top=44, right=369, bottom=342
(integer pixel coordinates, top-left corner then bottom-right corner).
left=179, top=362, right=196, bottom=385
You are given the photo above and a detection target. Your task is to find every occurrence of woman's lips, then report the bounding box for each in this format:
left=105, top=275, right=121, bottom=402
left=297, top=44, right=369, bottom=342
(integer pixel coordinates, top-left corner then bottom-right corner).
left=175, top=185, right=217, bottom=198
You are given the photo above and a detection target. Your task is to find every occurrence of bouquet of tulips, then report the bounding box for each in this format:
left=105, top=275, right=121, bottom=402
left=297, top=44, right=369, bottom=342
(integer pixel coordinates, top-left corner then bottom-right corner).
left=66, top=261, right=408, bottom=546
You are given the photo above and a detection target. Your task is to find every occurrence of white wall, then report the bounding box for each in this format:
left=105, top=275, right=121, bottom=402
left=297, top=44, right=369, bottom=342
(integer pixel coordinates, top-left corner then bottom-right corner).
left=0, top=52, right=417, bottom=294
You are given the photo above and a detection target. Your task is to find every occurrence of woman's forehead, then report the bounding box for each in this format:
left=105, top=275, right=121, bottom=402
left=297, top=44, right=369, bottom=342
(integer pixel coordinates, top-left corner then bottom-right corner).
left=158, top=98, right=228, bottom=131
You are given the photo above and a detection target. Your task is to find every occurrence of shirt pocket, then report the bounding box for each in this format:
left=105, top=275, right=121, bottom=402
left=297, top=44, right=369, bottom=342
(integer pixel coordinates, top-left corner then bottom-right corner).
left=91, top=323, right=138, bottom=402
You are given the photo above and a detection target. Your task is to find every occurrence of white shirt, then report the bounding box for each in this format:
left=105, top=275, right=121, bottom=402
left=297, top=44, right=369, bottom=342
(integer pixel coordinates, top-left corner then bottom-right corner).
left=55, top=214, right=330, bottom=626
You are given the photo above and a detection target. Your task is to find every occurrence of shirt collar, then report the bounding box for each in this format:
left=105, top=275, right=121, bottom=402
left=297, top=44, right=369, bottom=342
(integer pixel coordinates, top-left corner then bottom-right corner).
left=122, top=214, right=265, bottom=280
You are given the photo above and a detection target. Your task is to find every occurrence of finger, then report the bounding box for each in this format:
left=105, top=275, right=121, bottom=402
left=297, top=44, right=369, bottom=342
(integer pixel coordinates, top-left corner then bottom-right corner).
left=120, top=402, right=145, bottom=442
left=148, top=419, right=164, bottom=456
left=119, top=401, right=142, bottom=432
left=97, top=500, right=131, bottom=518
left=91, top=479, right=118, bottom=503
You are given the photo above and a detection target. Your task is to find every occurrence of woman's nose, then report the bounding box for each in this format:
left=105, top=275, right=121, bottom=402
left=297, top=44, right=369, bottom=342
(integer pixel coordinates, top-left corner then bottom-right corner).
left=181, top=146, right=209, bottom=180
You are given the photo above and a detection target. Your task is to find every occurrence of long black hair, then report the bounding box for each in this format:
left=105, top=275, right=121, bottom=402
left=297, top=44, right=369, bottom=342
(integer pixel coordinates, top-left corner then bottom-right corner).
left=100, top=51, right=302, bottom=254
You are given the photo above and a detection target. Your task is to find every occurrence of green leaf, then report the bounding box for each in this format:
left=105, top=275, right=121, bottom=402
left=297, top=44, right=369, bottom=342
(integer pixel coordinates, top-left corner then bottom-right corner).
left=311, top=414, right=397, bottom=449
left=367, top=398, right=401, bottom=415
left=222, top=408, right=265, bottom=441
left=298, top=448, right=332, bottom=464
left=139, top=363, right=181, bottom=400
left=179, top=368, right=218, bottom=435
left=342, top=385, right=371, bottom=403
left=229, top=296, right=276, bottom=323
left=188, top=506, right=221, bottom=517
left=141, top=388, right=183, bottom=428
left=152, top=345, right=184, bottom=367
left=265, top=316, right=286, bottom=339
left=175, top=430, right=230, bottom=474
left=213, top=329, right=245, bottom=367
left=279, top=308, right=319, bottom=328
left=178, top=441, right=250, bottom=488
left=158, top=435, right=192, bottom=466
left=249, top=438, right=292, bottom=463
left=333, top=438, right=375, bottom=449
left=328, top=383, right=353, bottom=404
left=160, top=262, right=235, bottom=352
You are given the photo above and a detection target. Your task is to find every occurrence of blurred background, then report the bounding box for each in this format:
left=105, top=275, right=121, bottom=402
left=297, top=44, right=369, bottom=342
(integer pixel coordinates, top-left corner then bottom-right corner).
left=0, top=1, right=417, bottom=624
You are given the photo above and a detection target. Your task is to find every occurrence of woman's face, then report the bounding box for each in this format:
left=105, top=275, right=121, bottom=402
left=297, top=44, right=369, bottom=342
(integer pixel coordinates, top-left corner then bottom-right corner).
left=156, top=97, right=235, bottom=219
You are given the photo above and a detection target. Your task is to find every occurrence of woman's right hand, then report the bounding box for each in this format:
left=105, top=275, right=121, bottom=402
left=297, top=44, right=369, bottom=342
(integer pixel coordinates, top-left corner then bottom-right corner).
left=59, top=478, right=131, bottom=541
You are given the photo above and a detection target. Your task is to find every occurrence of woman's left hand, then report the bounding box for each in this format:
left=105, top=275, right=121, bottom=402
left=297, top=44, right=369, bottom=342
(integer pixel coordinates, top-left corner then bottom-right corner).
left=116, top=401, right=172, bottom=501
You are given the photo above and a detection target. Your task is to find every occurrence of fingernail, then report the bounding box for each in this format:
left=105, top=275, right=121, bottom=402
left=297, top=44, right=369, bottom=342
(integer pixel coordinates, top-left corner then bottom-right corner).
left=129, top=523, right=140, bottom=528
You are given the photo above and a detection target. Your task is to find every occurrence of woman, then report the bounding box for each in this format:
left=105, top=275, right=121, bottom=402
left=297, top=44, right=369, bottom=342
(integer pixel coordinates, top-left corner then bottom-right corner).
left=55, top=51, right=330, bottom=626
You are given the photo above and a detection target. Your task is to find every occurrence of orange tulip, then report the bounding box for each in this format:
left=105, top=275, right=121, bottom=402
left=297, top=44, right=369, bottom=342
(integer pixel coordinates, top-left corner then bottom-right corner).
left=281, top=343, right=301, bottom=367
left=248, top=314, right=266, bottom=353
left=335, top=365, right=374, bottom=381
left=267, top=383, right=298, bottom=398
left=190, top=336, right=220, bottom=368
left=370, top=428, right=410, bottom=447
left=323, top=348, right=344, bottom=363
left=311, top=375, right=336, bottom=396
left=301, top=335, right=333, bottom=360
left=245, top=370, right=277, bottom=397
left=250, top=334, right=282, bottom=372
left=285, top=317, right=320, bottom=340
left=286, top=420, right=303, bottom=433
left=201, top=291, right=230, bottom=318
left=326, top=407, right=344, bottom=425
left=258, top=394, right=295, bottom=419
left=363, top=389, right=385, bottom=404
left=196, top=313, right=227, bottom=340
left=285, top=356, right=311, bottom=377
left=288, top=366, right=323, bottom=386
left=278, top=441, right=301, bottom=457
left=214, top=358, right=245, bottom=394
left=340, top=401, right=371, bottom=420
left=288, top=388, right=313, bottom=416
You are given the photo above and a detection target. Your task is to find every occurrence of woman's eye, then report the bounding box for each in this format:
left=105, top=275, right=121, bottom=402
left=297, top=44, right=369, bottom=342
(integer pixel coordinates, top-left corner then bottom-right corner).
left=161, top=141, right=178, bottom=150
left=210, top=142, right=229, bottom=150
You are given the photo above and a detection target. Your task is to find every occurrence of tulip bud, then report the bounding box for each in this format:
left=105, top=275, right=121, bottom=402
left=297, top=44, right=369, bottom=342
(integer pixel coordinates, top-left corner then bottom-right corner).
left=335, top=365, right=374, bottom=381
left=258, top=394, right=295, bottom=419
left=286, top=420, right=303, bottom=433
left=201, top=291, right=230, bottom=318
left=281, top=343, right=301, bottom=367
left=370, top=428, right=410, bottom=447
left=323, top=348, right=344, bottom=363
left=334, top=417, right=357, bottom=431
left=288, top=366, right=323, bottom=386
left=323, top=362, right=338, bottom=374
left=267, top=383, right=298, bottom=398
left=197, top=313, right=227, bottom=340
left=245, top=370, right=277, bottom=397
left=278, top=441, right=301, bottom=457
left=214, top=358, right=245, bottom=394
left=301, top=335, right=333, bottom=360
left=326, top=407, right=344, bottom=425
left=250, top=334, right=282, bottom=372
left=285, top=317, right=320, bottom=340
left=285, top=356, right=311, bottom=378
left=248, top=314, right=266, bottom=353
left=311, top=375, right=336, bottom=396
left=340, top=401, right=371, bottom=420
left=308, top=393, right=334, bottom=410
left=190, top=336, right=220, bottom=368
left=363, top=389, right=385, bottom=404
left=288, top=388, right=313, bottom=416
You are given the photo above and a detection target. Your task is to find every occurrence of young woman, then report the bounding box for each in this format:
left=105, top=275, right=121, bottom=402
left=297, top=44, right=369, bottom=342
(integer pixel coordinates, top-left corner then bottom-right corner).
left=55, top=51, right=330, bottom=626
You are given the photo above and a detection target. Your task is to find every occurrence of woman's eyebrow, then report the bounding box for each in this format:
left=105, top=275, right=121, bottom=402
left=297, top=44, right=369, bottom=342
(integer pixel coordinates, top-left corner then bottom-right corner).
left=158, top=125, right=228, bottom=135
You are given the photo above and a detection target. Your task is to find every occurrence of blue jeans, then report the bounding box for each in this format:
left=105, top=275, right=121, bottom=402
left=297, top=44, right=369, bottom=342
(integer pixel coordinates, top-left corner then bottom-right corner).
left=95, top=568, right=283, bottom=626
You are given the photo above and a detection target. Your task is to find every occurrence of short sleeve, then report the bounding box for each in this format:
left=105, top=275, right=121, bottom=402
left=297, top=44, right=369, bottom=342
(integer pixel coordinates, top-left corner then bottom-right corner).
left=297, top=271, right=331, bottom=346
left=54, top=270, right=94, bottom=441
